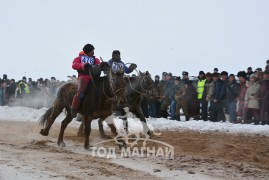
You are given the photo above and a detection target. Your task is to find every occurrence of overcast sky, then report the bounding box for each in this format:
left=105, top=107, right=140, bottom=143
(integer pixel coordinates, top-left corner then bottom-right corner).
left=0, top=0, right=268, bottom=81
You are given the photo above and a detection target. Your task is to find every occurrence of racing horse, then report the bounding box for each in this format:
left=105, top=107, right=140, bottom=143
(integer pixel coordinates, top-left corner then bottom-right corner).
left=86, top=71, right=157, bottom=138
left=39, top=63, right=127, bottom=149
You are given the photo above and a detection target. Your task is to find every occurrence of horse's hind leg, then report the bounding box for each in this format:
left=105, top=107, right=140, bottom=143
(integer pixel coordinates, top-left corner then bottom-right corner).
left=40, top=106, right=63, bottom=136
left=98, top=118, right=112, bottom=139
left=77, top=120, right=84, bottom=137
left=57, top=109, right=73, bottom=147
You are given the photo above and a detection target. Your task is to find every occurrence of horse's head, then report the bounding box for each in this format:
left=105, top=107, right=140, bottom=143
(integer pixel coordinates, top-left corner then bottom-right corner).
left=138, top=71, right=157, bottom=98
left=103, top=63, right=127, bottom=105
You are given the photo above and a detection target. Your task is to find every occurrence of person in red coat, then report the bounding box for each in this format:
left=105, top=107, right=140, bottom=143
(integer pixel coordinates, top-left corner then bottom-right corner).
left=71, top=44, right=101, bottom=118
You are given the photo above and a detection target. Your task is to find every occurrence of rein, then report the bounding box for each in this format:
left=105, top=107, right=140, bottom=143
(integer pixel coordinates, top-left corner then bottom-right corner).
left=127, top=75, right=153, bottom=96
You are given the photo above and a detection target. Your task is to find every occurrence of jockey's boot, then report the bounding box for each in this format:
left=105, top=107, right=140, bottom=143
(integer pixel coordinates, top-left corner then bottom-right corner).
left=71, top=94, right=80, bottom=118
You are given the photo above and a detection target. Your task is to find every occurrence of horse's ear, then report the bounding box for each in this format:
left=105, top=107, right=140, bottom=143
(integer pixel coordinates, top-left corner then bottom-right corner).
left=139, top=70, right=142, bottom=74
left=145, top=71, right=149, bottom=75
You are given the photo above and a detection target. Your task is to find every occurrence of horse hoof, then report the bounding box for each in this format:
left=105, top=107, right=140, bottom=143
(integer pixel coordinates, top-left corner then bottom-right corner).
left=85, top=145, right=92, bottom=150
left=40, top=129, right=48, bottom=136
left=119, top=143, right=127, bottom=149
left=57, top=141, right=65, bottom=147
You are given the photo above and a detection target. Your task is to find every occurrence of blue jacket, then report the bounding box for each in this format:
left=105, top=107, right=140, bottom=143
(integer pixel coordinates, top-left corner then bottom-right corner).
left=214, top=79, right=223, bottom=100
left=108, top=59, right=133, bottom=74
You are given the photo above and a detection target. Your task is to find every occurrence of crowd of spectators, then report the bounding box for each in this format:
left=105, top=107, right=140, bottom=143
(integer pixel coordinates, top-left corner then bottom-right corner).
left=142, top=60, right=269, bottom=125
left=0, top=75, right=68, bottom=108
left=1, top=60, right=269, bottom=125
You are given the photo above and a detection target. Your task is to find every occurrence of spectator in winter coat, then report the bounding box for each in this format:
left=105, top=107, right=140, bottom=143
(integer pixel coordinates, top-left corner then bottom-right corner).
left=204, top=72, right=215, bottom=102
left=160, top=73, right=174, bottom=118
left=148, top=75, right=160, bottom=118
left=265, top=60, right=269, bottom=71
left=184, top=80, right=199, bottom=119
left=247, top=67, right=254, bottom=80
left=196, top=71, right=207, bottom=120
left=211, top=73, right=225, bottom=122
left=236, top=71, right=248, bottom=123
left=226, top=74, right=239, bottom=123
left=260, top=70, right=269, bottom=125
left=71, top=44, right=101, bottom=118
left=174, top=76, right=187, bottom=121
left=244, top=74, right=260, bottom=124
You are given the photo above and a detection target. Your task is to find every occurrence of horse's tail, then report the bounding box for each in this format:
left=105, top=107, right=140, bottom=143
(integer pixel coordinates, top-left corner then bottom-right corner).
left=39, top=107, right=54, bottom=126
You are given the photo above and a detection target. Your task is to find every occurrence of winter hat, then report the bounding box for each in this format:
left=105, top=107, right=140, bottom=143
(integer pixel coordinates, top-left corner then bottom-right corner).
left=249, top=74, right=257, bottom=79
left=199, top=71, right=205, bottom=75
left=229, top=74, right=235, bottom=78
left=221, top=71, right=228, bottom=76
left=182, top=71, right=189, bottom=76
left=167, top=72, right=172, bottom=76
left=155, top=75, right=160, bottom=79
left=83, top=44, right=95, bottom=54
left=247, top=67, right=252, bottom=71
left=212, top=72, right=220, bottom=77
left=255, top=68, right=262, bottom=72
left=112, top=50, right=120, bottom=56
left=237, top=71, right=247, bottom=79
left=175, top=76, right=181, bottom=81
left=162, top=72, right=167, bottom=76
left=205, top=72, right=212, bottom=77
left=214, top=68, right=218, bottom=72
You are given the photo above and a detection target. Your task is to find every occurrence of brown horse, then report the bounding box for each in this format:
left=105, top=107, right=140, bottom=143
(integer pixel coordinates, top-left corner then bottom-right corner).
left=39, top=66, right=127, bottom=149
left=84, top=71, right=158, bottom=138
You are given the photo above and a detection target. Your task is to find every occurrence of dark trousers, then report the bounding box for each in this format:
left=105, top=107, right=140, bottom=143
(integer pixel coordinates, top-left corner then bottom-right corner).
left=199, top=99, right=208, bottom=120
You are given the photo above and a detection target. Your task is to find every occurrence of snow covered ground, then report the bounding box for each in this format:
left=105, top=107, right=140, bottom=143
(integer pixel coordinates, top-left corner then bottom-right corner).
left=1, top=106, right=269, bottom=137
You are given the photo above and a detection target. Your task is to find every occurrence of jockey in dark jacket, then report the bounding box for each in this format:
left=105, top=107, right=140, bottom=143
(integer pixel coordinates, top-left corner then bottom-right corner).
left=107, top=50, right=137, bottom=74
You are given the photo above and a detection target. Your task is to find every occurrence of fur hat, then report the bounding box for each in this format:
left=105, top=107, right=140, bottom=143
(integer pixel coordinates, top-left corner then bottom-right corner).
left=182, top=71, right=188, bottom=76
left=155, top=75, right=160, bottom=79
left=229, top=74, right=235, bottom=78
left=83, top=44, right=95, bottom=54
left=247, top=67, right=252, bottom=71
left=167, top=72, right=172, bottom=76
left=237, top=71, right=247, bottom=78
left=212, top=72, right=219, bottom=77
left=175, top=76, right=181, bottom=81
left=221, top=71, right=228, bottom=76
left=162, top=72, right=167, bottom=76
left=199, top=71, right=205, bottom=75
left=249, top=74, right=257, bottom=79
left=214, top=68, right=218, bottom=71
left=205, top=72, right=212, bottom=77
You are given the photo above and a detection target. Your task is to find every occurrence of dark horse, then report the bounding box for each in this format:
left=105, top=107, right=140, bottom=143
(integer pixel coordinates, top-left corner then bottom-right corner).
left=88, top=71, right=157, bottom=138
left=39, top=66, right=127, bottom=149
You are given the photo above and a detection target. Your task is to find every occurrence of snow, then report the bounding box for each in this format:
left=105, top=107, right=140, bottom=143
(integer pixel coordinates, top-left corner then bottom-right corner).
left=0, top=106, right=269, bottom=137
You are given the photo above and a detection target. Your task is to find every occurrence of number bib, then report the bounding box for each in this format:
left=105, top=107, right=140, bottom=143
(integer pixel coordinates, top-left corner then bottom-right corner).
left=81, top=55, right=94, bottom=65
left=112, top=62, right=124, bottom=73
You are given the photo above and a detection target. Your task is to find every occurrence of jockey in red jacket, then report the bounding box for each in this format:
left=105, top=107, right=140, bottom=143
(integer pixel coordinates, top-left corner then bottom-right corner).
left=71, top=44, right=101, bottom=118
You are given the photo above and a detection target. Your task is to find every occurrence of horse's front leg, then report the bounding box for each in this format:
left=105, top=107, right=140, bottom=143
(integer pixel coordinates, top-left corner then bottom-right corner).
left=133, top=109, right=152, bottom=136
left=84, top=116, right=92, bottom=150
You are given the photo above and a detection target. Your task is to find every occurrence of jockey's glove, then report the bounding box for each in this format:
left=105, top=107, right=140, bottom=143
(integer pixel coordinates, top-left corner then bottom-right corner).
left=129, top=63, right=137, bottom=71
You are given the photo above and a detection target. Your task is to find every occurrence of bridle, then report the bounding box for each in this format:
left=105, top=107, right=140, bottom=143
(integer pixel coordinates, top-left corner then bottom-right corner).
left=127, top=74, right=154, bottom=96
left=103, top=69, right=125, bottom=101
